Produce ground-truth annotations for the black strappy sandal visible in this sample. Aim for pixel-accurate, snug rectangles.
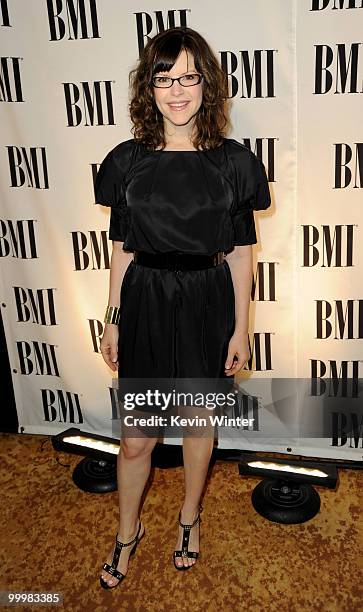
[100,519,144,589]
[173,505,203,570]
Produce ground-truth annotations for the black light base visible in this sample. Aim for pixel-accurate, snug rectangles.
[70,442,184,492]
[251,478,321,524]
[72,456,117,493]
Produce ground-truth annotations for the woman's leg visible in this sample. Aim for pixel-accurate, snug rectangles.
[174,406,215,568]
[101,434,159,586]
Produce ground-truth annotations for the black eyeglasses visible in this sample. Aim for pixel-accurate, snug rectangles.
[151,73,204,88]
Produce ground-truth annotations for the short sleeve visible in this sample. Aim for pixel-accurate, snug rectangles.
[229,143,271,246]
[94,147,128,242]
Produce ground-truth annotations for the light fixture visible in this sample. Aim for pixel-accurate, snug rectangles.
[238,455,337,524]
[51,427,184,492]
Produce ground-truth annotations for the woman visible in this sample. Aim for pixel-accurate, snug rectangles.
[96,26,271,588]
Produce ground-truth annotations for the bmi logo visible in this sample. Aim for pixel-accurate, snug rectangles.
[0,57,24,102]
[309,363,363,448]
[302,225,355,266]
[220,50,277,98]
[315,300,363,338]
[47,0,100,40]
[134,9,190,53]
[311,1,363,10]
[242,137,276,182]
[7,146,49,189]
[334,143,363,188]
[315,43,363,94]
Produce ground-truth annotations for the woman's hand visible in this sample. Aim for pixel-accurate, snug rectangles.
[100,324,119,371]
[224,331,250,376]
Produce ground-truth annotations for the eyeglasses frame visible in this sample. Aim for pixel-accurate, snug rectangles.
[150,73,204,88]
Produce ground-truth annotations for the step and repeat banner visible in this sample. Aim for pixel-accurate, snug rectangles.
[1,1,361,461]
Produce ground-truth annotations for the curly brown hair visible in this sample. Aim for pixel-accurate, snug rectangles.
[128,27,231,151]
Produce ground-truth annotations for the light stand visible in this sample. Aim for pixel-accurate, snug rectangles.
[238,455,337,524]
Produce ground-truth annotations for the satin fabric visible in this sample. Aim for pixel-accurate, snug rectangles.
[94,138,271,387]
[118,259,234,379]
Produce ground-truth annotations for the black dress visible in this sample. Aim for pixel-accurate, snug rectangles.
[95,137,271,387]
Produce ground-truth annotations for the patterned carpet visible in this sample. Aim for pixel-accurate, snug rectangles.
[0,432,361,612]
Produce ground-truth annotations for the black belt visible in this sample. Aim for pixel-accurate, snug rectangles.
[133,250,225,270]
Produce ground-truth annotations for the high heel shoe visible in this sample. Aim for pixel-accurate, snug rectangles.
[99,519,144,589]
[173,505,203,570]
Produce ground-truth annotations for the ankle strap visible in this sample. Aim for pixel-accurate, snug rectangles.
[116,519,141,548]
[178,505,203,529]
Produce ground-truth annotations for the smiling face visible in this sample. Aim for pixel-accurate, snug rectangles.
[152,48,203,136]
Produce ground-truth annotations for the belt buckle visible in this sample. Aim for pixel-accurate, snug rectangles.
[216,252,224,266]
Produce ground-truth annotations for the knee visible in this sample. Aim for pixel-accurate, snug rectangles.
[120,437,156,459]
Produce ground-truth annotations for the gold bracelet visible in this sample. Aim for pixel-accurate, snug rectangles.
[104,305,120,325]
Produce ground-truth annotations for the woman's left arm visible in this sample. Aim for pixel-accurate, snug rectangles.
[224,245,252,375]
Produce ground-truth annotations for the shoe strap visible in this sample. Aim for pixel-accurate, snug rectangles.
[102,562,124,582]
[178,505,203,529]
[115,519,142,549]
[101,519,142,582]
[107,519,142,574]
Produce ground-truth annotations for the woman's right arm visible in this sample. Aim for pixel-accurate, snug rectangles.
[100,241,134,371]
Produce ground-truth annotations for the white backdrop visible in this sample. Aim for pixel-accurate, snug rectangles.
[1,1,362,461]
